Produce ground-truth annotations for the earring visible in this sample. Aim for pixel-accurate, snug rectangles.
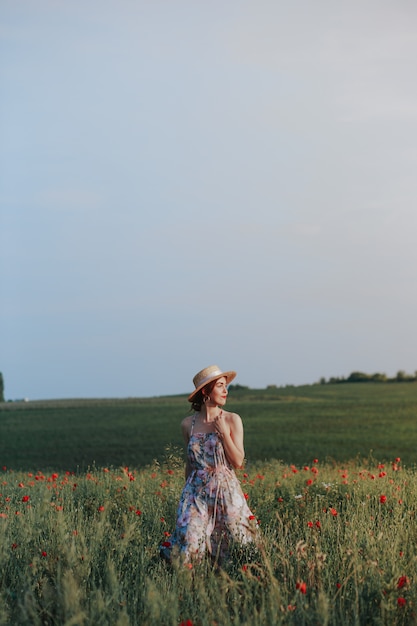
[204,395,210,403]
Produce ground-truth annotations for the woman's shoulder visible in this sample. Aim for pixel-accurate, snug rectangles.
[181,413,194,435]
[224,410,242,424]
[181,413,194,427]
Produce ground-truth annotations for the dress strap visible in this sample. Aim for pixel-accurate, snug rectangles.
[190,413,197,436]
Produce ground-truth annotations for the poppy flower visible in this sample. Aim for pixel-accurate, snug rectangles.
[397,576,409,589]
[22,495,30,502]
[397,597,406,607]
[380,495,387,504]
[296,581,307,594]
[330,508,338,516]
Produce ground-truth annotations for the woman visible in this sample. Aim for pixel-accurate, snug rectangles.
[162,365,258,564]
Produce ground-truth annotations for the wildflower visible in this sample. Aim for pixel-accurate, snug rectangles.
[179,620,193,626]
[135,510,142,516]
[98,506,105,512]
[41,551,47,558]
[22,495,30,502]
[379,472,387,478]
[397,576,410,589]
[277,497,284,503]
[306,479,313,486]
[307,521,314,528]
[296,581,307,594]
[287,604,297,611]
[330,508,338,516]
[244,493,249,500]
[315,520,321,529]
[380,495,387,504]
[397,597,406,607]
[313,458,319,464]
[162,541,171,548]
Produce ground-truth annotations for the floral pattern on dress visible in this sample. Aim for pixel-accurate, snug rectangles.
[164,428,257,563]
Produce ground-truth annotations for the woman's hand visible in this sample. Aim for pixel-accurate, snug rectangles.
[214,411,228,439]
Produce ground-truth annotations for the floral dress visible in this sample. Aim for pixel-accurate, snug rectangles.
[163,414,257,563]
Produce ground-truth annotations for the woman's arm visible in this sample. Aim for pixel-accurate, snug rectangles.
[215,412,245,468]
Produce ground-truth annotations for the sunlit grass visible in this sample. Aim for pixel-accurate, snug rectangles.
[1,453,416,625]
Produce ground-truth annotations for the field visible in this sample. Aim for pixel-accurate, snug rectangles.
[1,383,417,471]
[1,383,417,625]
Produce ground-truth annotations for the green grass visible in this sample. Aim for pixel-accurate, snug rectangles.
[2,384,417,624]
[1,383,417,472]
[0,458,416,625]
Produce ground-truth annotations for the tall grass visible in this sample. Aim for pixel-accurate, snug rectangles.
[1,452,416,625]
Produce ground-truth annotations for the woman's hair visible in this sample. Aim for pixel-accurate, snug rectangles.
[190,380,216,412]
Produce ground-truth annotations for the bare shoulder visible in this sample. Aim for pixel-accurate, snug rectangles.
[223,410,243,428]
[181,414,194,438]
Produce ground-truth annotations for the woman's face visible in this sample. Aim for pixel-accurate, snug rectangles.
[208,376,228,407]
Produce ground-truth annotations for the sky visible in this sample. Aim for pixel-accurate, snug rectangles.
[1,0,417,400]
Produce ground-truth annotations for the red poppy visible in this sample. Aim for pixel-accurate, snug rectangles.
[41,551,47,557]
[179,620,193,626]
[22,495,30,502]
[380,495,387,504]
[98,506,105,512]
[397,576,409,589]
[397,597,406,607]
[296,581,307,594]
[330,508,337,516]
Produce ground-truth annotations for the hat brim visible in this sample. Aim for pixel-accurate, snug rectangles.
[188,370,236,403]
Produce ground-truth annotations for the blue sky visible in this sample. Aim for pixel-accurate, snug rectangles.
[2,1,417,400]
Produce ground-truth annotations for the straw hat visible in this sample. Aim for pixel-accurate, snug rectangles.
[188,365,237,402]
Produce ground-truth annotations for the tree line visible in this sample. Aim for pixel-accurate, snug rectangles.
[320,370,417,385]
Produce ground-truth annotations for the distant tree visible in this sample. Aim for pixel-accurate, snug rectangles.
[0,372,4,402]
[347,372,371,383]
[371,373,387,382]
[228,384,250,391]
